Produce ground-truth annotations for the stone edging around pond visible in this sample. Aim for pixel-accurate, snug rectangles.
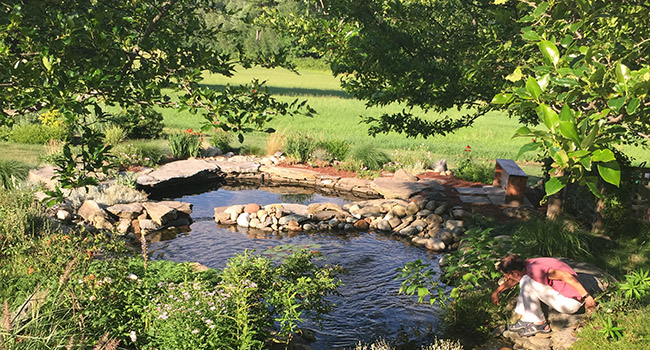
[135,157,446,200]
[214,198,466,252]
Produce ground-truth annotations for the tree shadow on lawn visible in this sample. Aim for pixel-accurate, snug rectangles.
[200,83,354,99]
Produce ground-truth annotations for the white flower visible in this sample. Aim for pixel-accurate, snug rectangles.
[129,331,137,342]
[128,273,138,280]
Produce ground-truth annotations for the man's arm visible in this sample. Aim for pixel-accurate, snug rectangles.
[491,277,518,305]
[547,269,596,314]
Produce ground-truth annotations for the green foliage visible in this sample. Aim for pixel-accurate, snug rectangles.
[9,123,67,144]
[496,0,650,198]
[352,144,391,171]
[115,171,138,189]
[209,130,233,152]
[316,139,350,161]
[382,144,435,174]
[453,147,494,184]
[442,289,505,347]
[573,305,650,350]
[0,159,29,190]
[110,143,162,170]
[510,217,593,260]
[103,125,127,147]
[284,134,316,163]
[597,316,625,341]
[0,125,11,141]
[111,106,164,140]
[618,269,650,303]
[168,131,202,160]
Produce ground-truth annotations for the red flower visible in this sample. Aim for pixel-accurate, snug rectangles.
[465,145,471,152]
[185,128,193,134]
[531,138,536,143]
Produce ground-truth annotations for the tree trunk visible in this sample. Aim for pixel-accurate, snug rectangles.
[546,192,563,220]
[592,183,606,232]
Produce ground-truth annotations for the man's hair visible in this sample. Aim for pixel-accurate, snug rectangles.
[497,254,526,274]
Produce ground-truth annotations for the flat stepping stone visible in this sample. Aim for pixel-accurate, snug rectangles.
[207,160,260,174]
[137,159,222,189]
[459,195,491,204]
[482,186,506,195]
[371,177,441,199]
[455,187,487,195]
[260,166,320,181]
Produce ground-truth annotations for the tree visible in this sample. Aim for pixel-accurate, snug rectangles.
[492,0,649,218]
[0,0,313,201]
[265,0,523,137]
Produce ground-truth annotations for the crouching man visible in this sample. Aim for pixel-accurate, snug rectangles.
[491,254,596,337]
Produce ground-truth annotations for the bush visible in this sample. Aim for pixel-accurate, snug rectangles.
[9,123,68,144]
[0,159,30,189]
[111,105,164,139]
[352,145,391,170]
[453,146,493,184]
[316,139,350,161]
[266,131,285,156]
[111,143,162,169]
[209,130,233,152]
[0,125,11,141]
[510,217,593,260]
[383,145,435,174]
[103,125,127,147]
[284,134,316,163]
[169,131,202,159]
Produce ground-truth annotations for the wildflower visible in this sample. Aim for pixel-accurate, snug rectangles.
[158,312,169,320]
[191,329,199,334]
[128,273,138,280]
[130,331,137,342]
[465,145,471,152]
[185,128,193,134]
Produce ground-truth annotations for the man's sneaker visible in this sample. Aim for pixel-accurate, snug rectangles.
[519,322,551,337]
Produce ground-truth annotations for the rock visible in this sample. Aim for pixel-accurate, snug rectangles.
[425,238,446,251]
[371,177,436,199]
[438,229,454,245]
[425,200,437,211]
[136,158,222,189]
[249,218,261,228]
[398,226,419,237]
[328,219,340,228]
[355,206,383,217]
[313,210,338,221]
[406,202,420,216]
[117,219,132,234]
[445,220,464,231]
[261,166,320,181]
[56,209,72,222]
[433,158,447,173]
[286,220,302,231]
[450,207,465,219]
[236,213,250,227]
[376,220,392,232]
[394,169,419,182]
[392,205,407,218]
[308,202,346,215]
[344,223,354,231]
[434,203,448,215]
[424,213,444,225]
[215,211,233,225]
[27,166,58,190]
[143,202,178,226]
[354,220,370,230]
[279,214,309,226]
[225,205,245,221]
[167,217,191,227]
[244,203,261,214]
[138,219,160,232]
[303,223,315,231]
[202,146,222,157]
[412,236,429,245]
[416,209,432,218]
[388,217,402,229]
[159,201,193,216]
[411,219,427,231]
[78,200,113,230]
[106,203,144,219]
[393,216,414,232]
[257,209,268,222]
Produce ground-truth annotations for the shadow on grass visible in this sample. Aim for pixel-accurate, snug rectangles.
[200,83,354,99]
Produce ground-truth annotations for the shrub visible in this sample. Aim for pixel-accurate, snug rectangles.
[169,130,202,159]
[0,125,11,141]
[115,171,138,188]
[510,217,593,260]
[384,145,435,174]
[0,159,30,190]
[352,145,391,170]
[284,134,316,163]
[9,123,68,144]
[311,147,332,162]
[453,147,493,184]
[111,105,164,139]
[209,130,233,152]
[111,143,162,169]
[317,139,350,161]
[67,183,147,208]
[103,125,127,147]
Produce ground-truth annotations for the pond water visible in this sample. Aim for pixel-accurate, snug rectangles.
[148,186,445,349]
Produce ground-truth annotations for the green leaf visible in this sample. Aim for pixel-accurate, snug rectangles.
[559,121,581,144]
[607,97,626,113]
[514,126,533,136]
[516,142,541,159]
[545,177,567,196]
[522,29,541,41]
[491,92,513,105]
[581,124,599,149]
[505,67,524,82]
[616,63,630,84]
[534,2,550,17]
[585,179,602,198]
[537,104,559,131]
[598,161,621,187]
[526,77,543,100]
[592,149,616,162]
[539,40,560,67]
[626,98,641,114]
[558,104,573,122]
[493,0,508,4]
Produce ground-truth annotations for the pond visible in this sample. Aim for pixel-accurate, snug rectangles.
[148,185,445,349]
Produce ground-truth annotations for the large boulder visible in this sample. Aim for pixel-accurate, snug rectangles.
[136,159,222,189]
[78,200,113,230]
[106,202,144,220]
[371,177,444,199]
[142,202,177,226]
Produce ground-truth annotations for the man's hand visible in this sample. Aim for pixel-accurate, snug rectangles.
[491,291,500,305]
[584,295,596,315]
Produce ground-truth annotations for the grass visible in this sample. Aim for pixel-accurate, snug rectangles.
[0,142,45,168]
[572,305,650,350]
